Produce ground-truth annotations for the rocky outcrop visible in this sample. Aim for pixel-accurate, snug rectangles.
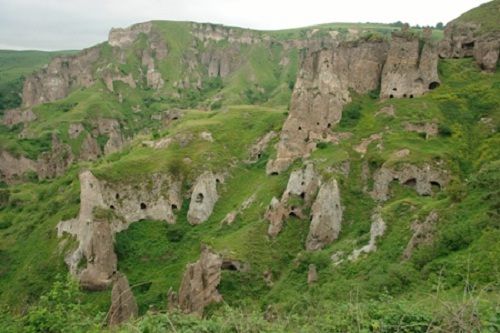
[108,22,153,48]
[22,46,100,108]
[404,121,438,139]
[307,264,318,285]
[306,178,343,251]
[187,172,219,225]
[0,150,37,184]
[354,133,383,155]
[246,131,277,163]
[108,273,138,326]
[170,245,223,316]
[68,123,85,139]
[439,22,500,72]
[266,163,320,237]
[79,219,117,291]
[267,41,389,174]
[348,208,386,261]
[57,170,182,286]
[1,109,36,127]
[402,211,438,260]
[371,163,449,202]
[95,119,124,155]
[380,31,440,99]
[79,134,101,161]
[36,134,74,179]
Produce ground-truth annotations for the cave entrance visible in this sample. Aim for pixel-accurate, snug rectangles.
[403,178,417,187]
[428,81,440,90]
[195,193,204,203]
[430,181,442,192]
[140,202,147,210]
[462,41,475,50]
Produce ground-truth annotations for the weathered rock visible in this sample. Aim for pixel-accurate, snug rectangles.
[439,20,500,72]
[2,109,36,127]
[187,171,219,225]
[404,122,438,139]
[380,31,440,99]
[306,178,343,251]
[246,131,277,163]
[108,273,138,326]
[68,123,85,139]
[108,22,153,48]
[22,46,100,108]
[402,211,438,260]
[220,194,255,225]
[79,133,101,161]
[354,133,383,155]
[0,150,37,184]
[36,134,74,179]
[57,170,182,280]
[79,219,117,291]
[267,41,389,174]
[266,163,320,237]
[371,163,449,202]
[175,245,223,316]
[95,119,124,155]
[199,131,213,142]
[348,208,386,261]
[307,264,318,285]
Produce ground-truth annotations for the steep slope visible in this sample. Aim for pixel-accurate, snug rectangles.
[0,5,499,332]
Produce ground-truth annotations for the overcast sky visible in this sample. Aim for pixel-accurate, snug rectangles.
[0,0,491,51]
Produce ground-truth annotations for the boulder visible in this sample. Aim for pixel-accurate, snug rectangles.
[79,219,117,291]
[187,172,219,225]
[1,108,36,127]
[306,178,343,251]
[175,245,223,316]
[108,273,138,326]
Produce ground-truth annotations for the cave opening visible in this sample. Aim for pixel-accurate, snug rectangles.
[404,178,417,187]
[140,202,147,210]
[428,81,440,90]
[462,41,475,50]
[389,94,394,99]
[196,193,204,203]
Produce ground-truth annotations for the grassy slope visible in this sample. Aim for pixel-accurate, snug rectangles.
[0,19,498,332]
[452,0,500,33]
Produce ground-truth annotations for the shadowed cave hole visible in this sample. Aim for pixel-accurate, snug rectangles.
[140,203,147,210]
[404,178,417,187]
[410,95,414,98]
[430,181,442,191]
[110,205,115,210]
[462,41,475,50]
[389,94,394,99]
[115,193,120,199]
[300,192,306,199]
[171,204,178,210]
[196,193,204,203]
[429,81,440,90]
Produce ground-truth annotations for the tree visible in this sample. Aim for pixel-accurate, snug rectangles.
[436,22,444,30]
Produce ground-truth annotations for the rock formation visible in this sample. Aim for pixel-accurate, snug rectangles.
[307,264,318,285]
[371,163,449,201]
[380,31,440,99]
[79,219,117,291]
[57,170,182,286]
[404,121,438,139]
[267,41,389,174]
[0,150,37,184]
[108,22,153,48]
[402,211,438,260]
[265,163,320,237]
[36,134,74,179]
[170,245,223,316]
[348,208,386,261]
[439,21,500,72]
[108,273,138,326]
[306,178,343,251]
[220,194,255,225]
[187,171,219,225]
[22,46,100,108]
[246,131,277,163]
[1,109,36,127]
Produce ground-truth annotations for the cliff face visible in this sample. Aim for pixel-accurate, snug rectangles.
[439,22,500,72]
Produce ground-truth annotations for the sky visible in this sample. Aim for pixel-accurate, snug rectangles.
[0,0,492,51]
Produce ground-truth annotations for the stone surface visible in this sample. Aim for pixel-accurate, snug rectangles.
[68,123,85,139]
[307,264,318,285]
[79,219,117,291]
[1,109,36,127]
[108,273,138,326]
[246,131,277,163]
[371,163,449,202]
[267,41,389,174]
[380,31,440,99]
[306,178,343,251]
[402,211,438,260]
[108,22,153,48]
[354,133,383,155]
[174,245,223,316]
[348,208,386,261]
[36,134,74,179]
[187,171,219,225]
[0,150,37,184]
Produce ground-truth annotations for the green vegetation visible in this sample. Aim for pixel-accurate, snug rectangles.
[0,50,77,111]
[453,0,500,33]
[0,13,499,332]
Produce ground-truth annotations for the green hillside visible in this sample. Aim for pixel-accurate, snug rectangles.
[0,50,77,111]
[0,9,499,333]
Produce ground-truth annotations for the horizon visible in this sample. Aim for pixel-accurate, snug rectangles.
[0,0,492,51]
